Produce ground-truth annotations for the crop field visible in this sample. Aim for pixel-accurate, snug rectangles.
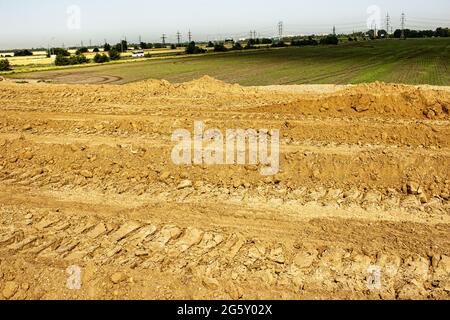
[0,48,186,67]
[1,51,54,66]
[6,38,450,85]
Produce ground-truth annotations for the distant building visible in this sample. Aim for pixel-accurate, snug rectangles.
[132,50,145,58]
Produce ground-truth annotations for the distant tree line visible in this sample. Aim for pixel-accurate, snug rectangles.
[393,27,450,38]
[14,49,33,56]
[291,37,318,46]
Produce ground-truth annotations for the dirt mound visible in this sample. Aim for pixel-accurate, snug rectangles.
[0,79,449,300]
[130,76,256,98]
[252,81,450,120]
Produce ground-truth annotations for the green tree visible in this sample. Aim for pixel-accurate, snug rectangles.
[75,47,89,55]
[55,54,89,66]
[14,49,33,57]
[213,43,227,52]
[0,59,11,71]
[121,40,128,51]
[320,35,339,45]
[71,54,88,64]
[104,43,111,51]
[185,42,206,54]
[55,55,71,66]
[93,47,100,53]
[108,49,121,60]
[271,41,287,47]
[436,27,450,37]
[93,53,110,63]
[113,40,128,52]
[48,48,70,57]
[232,42,243,50]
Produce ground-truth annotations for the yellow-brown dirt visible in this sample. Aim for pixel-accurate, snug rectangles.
[0,76,449,300]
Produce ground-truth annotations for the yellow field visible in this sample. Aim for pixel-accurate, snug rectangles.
[1,47,187,67]
[0,51,54,66]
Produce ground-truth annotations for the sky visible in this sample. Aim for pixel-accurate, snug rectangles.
[0,0,449,49]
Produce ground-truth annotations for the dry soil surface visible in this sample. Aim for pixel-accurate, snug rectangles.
[0,76,449,300]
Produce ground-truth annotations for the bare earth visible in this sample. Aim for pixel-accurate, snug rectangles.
[0,76,449,300]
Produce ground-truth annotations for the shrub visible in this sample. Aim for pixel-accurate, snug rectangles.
[0,59,11,71]
[55,54,89,66]
[14,49,33,57]
[291,38,318,46]
[185,42,206,54]
[231,43,243,50]
[213,43,228,52]
[244,43,258,50]
[93,47,100,53]
[49,48,70,57]
[93,53,110,63]
[108,49,121,60]
[55,55,70,66]
[271,41,287,48]
[207,41,215,48]
[140,42,153,49]
[75,47,89,55]
[320,35,339,45]
[71,54,88,64]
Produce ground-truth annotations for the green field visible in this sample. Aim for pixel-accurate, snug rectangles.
[8,38,450,86]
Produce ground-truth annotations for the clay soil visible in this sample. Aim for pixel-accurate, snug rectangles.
[0,76,449,300]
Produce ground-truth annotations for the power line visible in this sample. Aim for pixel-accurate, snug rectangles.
[188,30,192,42]
[386,13,391,35]
[278,21,283,40]
[401,12,406,39]
[176,31,181,45]
[161,33,166,45]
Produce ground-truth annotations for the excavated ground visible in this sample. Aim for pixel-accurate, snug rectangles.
[0,76,449,300]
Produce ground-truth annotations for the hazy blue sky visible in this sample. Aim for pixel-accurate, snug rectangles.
[1,0,449,49]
